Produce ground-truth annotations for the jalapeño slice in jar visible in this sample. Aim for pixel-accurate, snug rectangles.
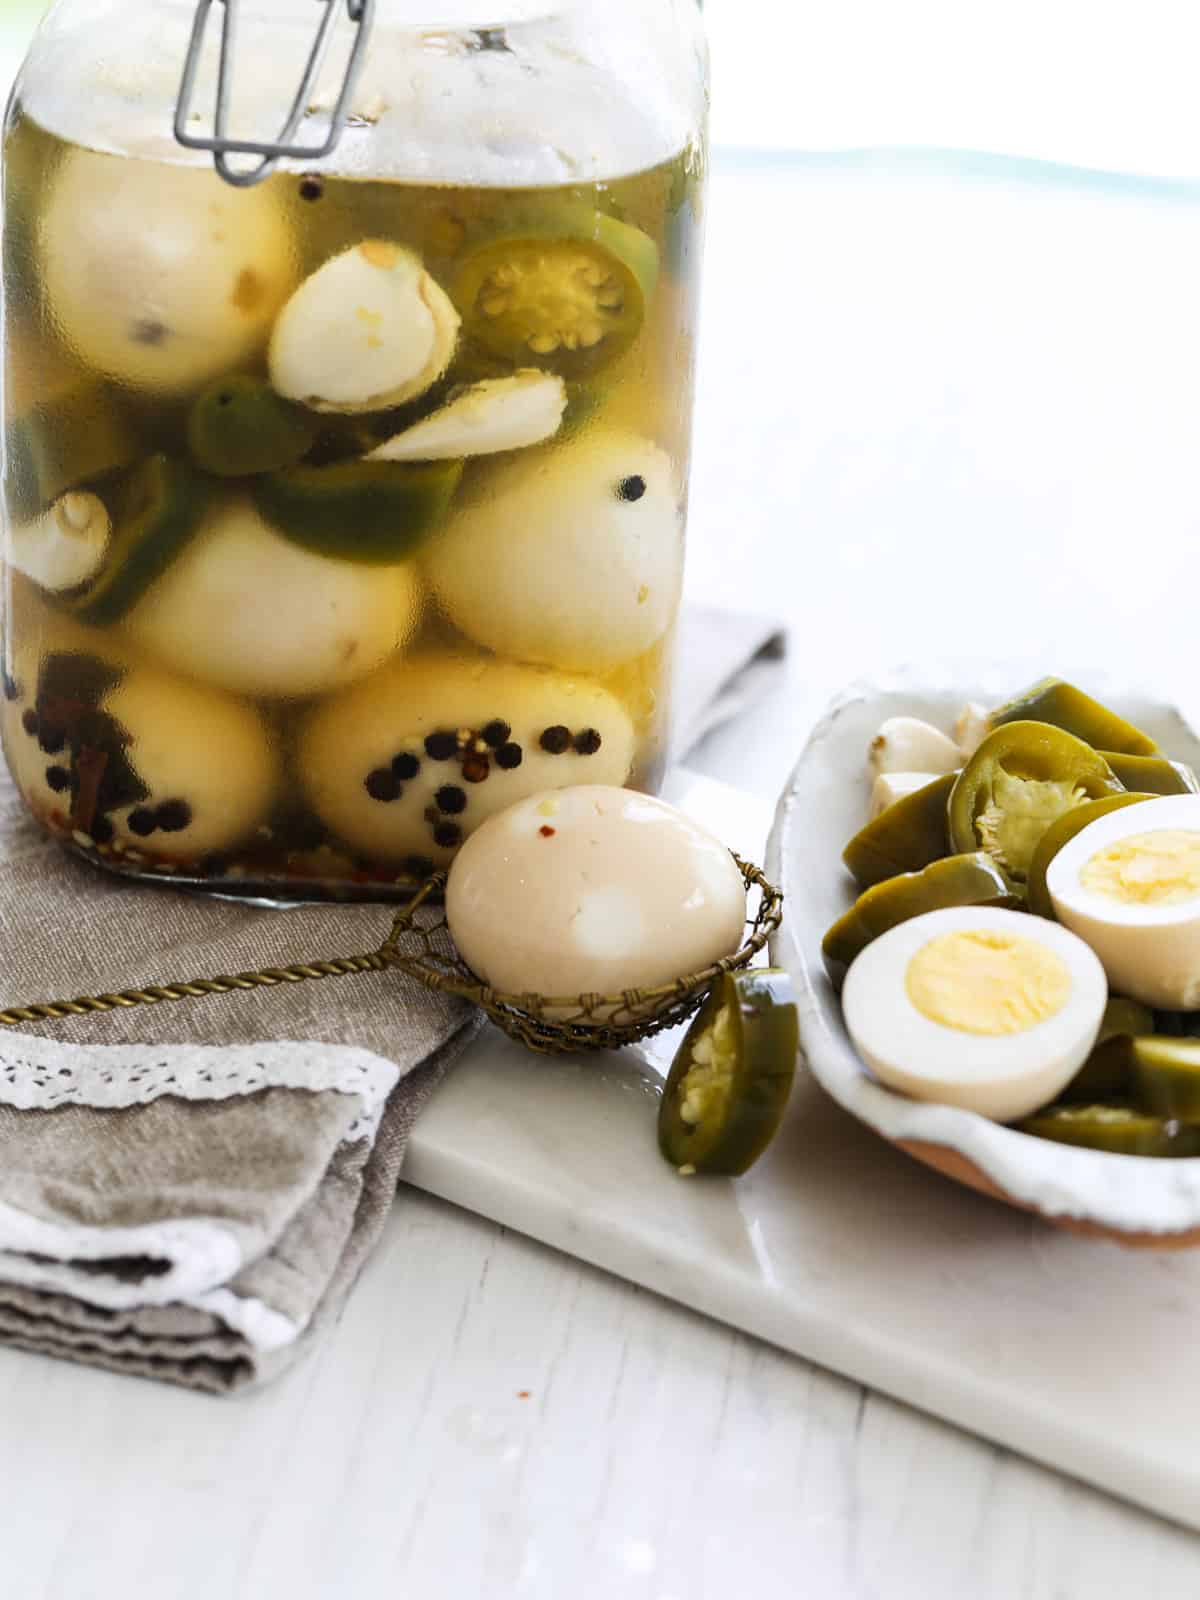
[6,380,137,521]
[948,722,1124,883]
[822,851,1016,989]
[68,454,209,627]
[990,677,1158,757]
[254,457,463,563]
[1025,792,1154,918]
[1018,1102,1200,1157]
[842,772,955,890]
[187,375,317,478]
[658,969,798,1177]
[453,209,659,378]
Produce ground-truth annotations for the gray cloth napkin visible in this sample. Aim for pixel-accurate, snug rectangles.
[0,607,785,1393]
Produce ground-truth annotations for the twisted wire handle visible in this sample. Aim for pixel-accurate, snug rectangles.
[0,883,433,1030]
[0,951,389,1028]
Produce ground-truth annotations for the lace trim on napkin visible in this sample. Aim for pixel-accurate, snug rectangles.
[0,1036,404,1315]
[0,1035,400,1118]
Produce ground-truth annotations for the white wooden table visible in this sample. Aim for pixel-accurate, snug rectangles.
[5,90,1200,1600]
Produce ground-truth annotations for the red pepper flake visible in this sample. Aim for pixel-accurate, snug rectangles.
[539,825,556,838]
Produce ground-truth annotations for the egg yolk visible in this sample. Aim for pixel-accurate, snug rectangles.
[1080,828,1200,906]
[905,929,1071,1036]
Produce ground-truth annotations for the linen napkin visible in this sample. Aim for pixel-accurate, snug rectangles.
[0,607,785,1393]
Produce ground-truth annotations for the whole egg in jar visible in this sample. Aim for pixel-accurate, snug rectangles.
[39,147,298,394]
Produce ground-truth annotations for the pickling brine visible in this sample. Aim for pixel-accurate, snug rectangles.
[0,0,706,900]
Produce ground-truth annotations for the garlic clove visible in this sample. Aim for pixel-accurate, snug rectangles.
[954,702,992,760]
[868,716,960,779]
[7,491,111,593]
[269,241,461,414]
[870,771,941,820]
[367,371,566,462]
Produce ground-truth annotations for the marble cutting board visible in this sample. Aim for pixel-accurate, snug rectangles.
[403,769,1200,1532]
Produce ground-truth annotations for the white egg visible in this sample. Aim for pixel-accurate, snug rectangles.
[0,601,130,826]
[40,148,296,394]
[3,650,277,860]
[425,427,683,673]
[1047,794,1200,1009]
[125,496,423,699]
[269,241,460,414]
[101,669,278,857]
[298,653,637,866]
[446,786,746,1002]
[841,905,1107,1122]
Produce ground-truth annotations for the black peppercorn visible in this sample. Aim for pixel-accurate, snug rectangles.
[365,768,401,803]
[156,800,193,834]
[425,730,459,761]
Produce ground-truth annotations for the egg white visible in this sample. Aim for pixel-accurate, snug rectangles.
[841,905,1107,1122]
[1047,794,1200,1009]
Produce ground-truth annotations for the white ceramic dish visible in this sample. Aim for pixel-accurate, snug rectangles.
[767,664,1200,1246]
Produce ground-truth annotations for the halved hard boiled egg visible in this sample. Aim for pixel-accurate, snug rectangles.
[1047,794,1200,1009]
[841,905,1107,1121]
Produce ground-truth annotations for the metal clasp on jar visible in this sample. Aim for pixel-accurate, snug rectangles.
[174,0,375,188]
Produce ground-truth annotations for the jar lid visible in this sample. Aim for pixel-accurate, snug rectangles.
[18,0,702,186]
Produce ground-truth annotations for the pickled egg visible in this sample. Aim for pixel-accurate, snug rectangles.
[40,149,296,394]
[445,786,746,1002]
[426,427,683,673]
[841,906,1107,1121]
[299,655,637,866]
[1047,794,1200,1008]
[126,496,423,699]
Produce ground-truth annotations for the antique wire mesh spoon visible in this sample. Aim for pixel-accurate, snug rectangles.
[0,858,784,1056]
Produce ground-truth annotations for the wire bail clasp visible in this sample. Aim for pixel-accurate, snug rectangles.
[174,0,375,188]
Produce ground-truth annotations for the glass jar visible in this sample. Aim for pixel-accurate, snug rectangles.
[1,0,708,900]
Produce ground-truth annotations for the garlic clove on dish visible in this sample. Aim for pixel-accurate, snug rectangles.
[367,371,566,461]
[7,491,111,593]
[868,716,960,779]
[870,771,941,819]
[954,701,992,759]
